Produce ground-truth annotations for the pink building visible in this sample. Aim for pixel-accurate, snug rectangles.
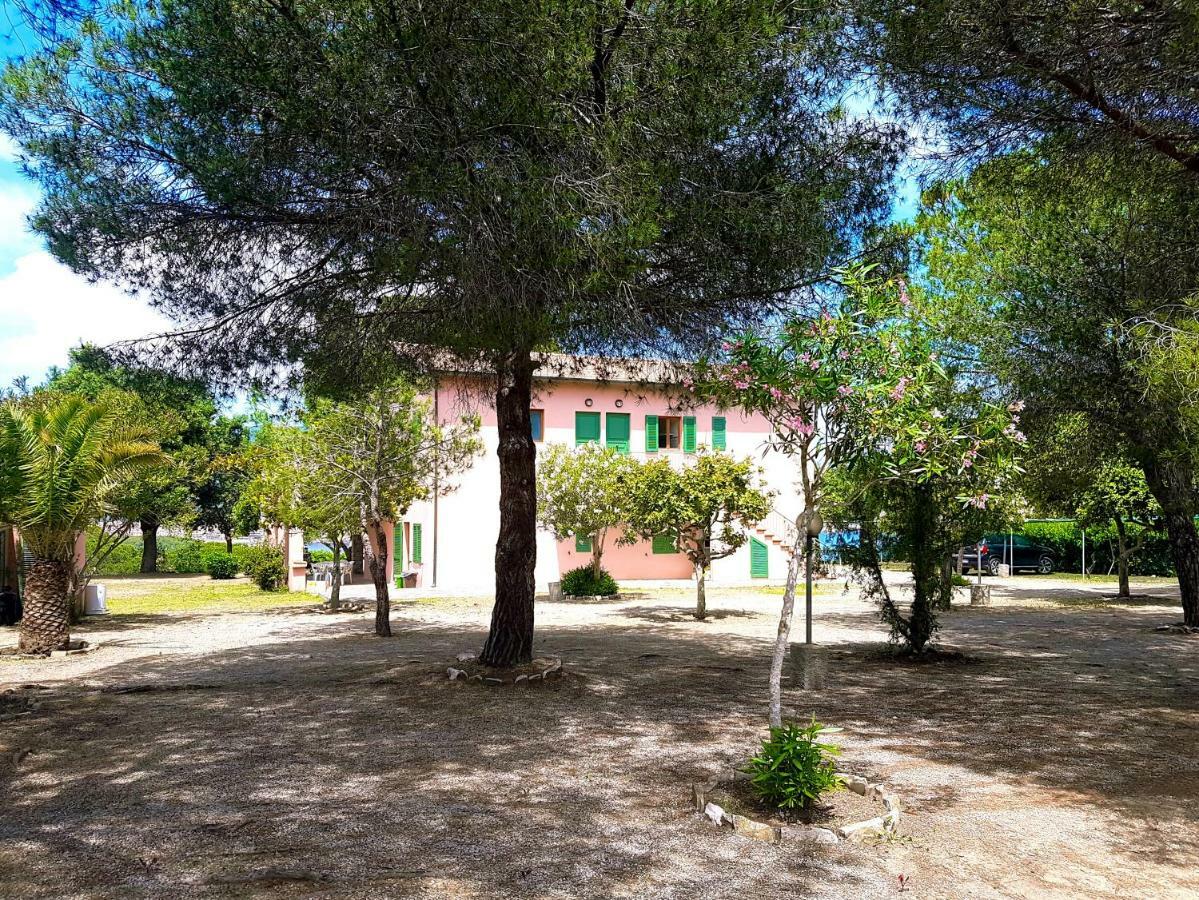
[388,355,803,594]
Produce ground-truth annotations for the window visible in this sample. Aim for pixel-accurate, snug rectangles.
[750,537,769,578]
[412,524,423,563]
[606,412,630,454]
[683,415,697,453]
[530,409,544,442]
[712,416,726,450]
[652,533,676,554]
[575,411,601,445]
[658,416,682,449]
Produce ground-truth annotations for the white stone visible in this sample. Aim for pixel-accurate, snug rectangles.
[837,816,889,841]
[447,668,464,681]
[455,652,476,662]
[704,802,729,827]
[845,776,869,796]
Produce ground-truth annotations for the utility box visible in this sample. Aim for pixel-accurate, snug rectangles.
[84,583,109,615]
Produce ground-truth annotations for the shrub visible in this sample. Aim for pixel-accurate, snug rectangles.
[745,717,844,811]
[164,539,207,573]
[205,553,239,579]
[309,548,334,563]
[242,544,287,592]
[560,565,618,597]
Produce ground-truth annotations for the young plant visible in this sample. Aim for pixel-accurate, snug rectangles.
[745,717,844,811]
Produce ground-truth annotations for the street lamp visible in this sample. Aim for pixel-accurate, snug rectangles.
[803,510,823,645]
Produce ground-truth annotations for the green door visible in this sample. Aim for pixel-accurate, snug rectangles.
[606,412,630,454]
[575,411,601,445]
[750,537,768,579]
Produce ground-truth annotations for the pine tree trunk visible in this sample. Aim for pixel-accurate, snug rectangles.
[768,529,806,728]
[140,519,159,574]
[1114,514,1131,599]
[18,557,72,654]
[480,351,537,667]
[365,520,391,636]
[329,538,342,611]
[694,560,707,620]
[906,485,940,653]
[351,534,364,577]
[224,533,234,555]
[1141,454,1199,626]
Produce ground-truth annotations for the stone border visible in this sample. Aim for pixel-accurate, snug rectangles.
[447,654,564,685]
[691,769,901,845]
[562,594,618,601]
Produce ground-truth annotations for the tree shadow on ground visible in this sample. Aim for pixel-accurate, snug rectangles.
[1,594,1197,898]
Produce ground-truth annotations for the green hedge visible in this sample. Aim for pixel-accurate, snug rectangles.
[1023,521,1174,577]
[86,532,256,576]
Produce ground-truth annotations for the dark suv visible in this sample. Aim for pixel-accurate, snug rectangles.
[954,534,1056,576]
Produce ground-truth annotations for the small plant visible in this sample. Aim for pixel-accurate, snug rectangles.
[745,717,844,810]
[950,572,970,587]
[560,565,618,597]
[205,553,238,580]
[242,544,288,592]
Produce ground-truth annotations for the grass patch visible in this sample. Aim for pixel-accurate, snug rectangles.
[1041,572,1178,584]
[97,574,312,616]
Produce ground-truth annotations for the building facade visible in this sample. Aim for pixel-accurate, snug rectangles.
[386,358,804,594]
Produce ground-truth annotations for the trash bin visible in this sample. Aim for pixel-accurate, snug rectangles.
[399,571,418,589]
[85,583,109,615]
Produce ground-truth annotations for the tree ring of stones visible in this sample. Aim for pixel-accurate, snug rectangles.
[563,594,619,601]
[690,769,901,845]
[446,655,564,685]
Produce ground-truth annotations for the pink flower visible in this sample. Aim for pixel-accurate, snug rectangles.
[721,341,733,351]
[889,377,911,401]
[734,380,750,390]
[1008,400,1026,413]
[837,385,853,397]
[969,493,989,509]
[768,386,783,400]
[914,440,927,454]
[898,279,911,307]
[798,351,811,363]
[838,349,850,360]
[789,417,814,438]
[809,359,820,371]
[962,456,974,469]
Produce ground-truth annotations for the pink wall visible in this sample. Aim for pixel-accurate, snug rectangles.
[557,530,694,580]
[435,376,774,439]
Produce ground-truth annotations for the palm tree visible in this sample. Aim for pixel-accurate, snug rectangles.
[0,396,164,654]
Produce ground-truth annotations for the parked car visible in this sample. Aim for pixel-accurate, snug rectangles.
[954,534,1056,576]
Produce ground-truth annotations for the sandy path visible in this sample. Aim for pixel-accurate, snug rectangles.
[1,576,1196,899]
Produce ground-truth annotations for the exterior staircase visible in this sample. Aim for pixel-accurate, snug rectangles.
[754,507,800,555]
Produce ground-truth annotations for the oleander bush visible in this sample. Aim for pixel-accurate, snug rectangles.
[745,717,844,811]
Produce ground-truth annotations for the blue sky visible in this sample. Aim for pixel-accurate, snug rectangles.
[0,20,922,390]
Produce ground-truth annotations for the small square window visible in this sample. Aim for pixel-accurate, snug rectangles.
[658,416,681,450]
[530,409,544,442]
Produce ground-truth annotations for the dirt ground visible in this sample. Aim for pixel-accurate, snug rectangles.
[1,574,1197,899]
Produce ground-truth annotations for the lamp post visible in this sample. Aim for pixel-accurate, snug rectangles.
[804,510,824,645]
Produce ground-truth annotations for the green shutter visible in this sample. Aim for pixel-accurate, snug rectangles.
[396,526,403,568]
[645,414,658,453]
[576,535,593,552]
[712,416,726,450]
[606,412,630,454]
[652,533,675,554]
[683,415,697,453]
[412,524,422,563]
[750,537,769,578]
[575,411,601,445]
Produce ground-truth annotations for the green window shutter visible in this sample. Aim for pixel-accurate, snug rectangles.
[606,412,630,454]
[396,526,403,568]
[683,415,697,453]
[575,411,601,445]
[652,533,675,554]
[750,537,769,579]
[576,535,593,553]
[712,416,726,450]
[644,414,658,453]
[412,524,422,564]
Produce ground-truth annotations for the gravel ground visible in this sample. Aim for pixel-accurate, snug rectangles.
[1,575,1197,899]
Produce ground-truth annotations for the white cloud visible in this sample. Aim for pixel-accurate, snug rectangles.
[0,250,169,387]
[0,177,40,263]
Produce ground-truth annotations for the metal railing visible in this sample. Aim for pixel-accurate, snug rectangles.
[758,507,800,549]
